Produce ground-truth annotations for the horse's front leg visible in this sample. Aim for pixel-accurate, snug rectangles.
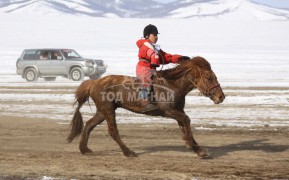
[165,110,208,157]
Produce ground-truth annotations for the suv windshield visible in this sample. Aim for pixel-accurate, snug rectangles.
[61,49,81,58]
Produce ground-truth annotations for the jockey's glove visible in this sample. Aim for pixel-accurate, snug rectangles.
[178,56,191,62]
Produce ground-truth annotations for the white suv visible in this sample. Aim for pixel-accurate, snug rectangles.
[16,49,106,82]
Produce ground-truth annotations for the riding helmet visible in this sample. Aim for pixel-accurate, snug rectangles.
[143,24,159,38]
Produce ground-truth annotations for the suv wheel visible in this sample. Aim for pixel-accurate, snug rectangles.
[44,77,56,81]
[24,68,38,82]
[70,67,84,81]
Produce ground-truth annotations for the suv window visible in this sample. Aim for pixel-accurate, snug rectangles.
[61,49,81,58]
[23,50,37,60]
[36,50,49,60]
[34,50,63,60]
[50,50,63,60]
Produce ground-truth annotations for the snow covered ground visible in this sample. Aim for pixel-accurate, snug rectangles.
[0,14,289,128]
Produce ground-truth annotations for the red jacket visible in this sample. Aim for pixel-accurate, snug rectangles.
[136,39,181,68]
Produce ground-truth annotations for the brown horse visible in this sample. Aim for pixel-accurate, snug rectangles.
[67,56,225,157]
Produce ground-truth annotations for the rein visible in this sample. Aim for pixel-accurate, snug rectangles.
[189,67,220,97]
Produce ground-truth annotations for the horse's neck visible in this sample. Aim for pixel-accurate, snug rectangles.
[174,76,195,95]
[154,75,195,96]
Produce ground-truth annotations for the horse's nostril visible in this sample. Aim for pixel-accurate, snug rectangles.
[219,94,225,101]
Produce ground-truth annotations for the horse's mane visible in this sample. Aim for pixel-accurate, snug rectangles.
[157,56,211,80]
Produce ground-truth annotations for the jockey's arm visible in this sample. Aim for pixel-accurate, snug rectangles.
[146,48,160,67]
[159,50,182,64]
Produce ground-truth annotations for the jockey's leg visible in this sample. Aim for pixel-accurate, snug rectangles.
[139,85,158,112]
[136,66,158,112]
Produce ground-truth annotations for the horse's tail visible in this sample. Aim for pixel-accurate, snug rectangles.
[67,80,93,143]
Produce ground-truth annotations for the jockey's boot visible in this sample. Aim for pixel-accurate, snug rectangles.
[139,87,158,113]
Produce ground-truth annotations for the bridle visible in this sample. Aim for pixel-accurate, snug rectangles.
[189,68,220,98]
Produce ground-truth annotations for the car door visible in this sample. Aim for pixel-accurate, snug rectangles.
[47,50,66,75]
[35,50,51,75]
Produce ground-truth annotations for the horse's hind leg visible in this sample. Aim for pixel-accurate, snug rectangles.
[103,111,137,157]
[79,111,105,154]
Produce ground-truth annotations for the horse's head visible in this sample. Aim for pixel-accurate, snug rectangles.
[186,57,225,104]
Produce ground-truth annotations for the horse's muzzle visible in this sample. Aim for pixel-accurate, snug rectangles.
[211,90,225,104]
[213,93,225,104]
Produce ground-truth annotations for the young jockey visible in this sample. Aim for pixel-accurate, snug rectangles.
[136,24,190,112]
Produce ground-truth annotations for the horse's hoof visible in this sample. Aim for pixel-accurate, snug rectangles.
[80,147,93,154]
[197,147,209,158]
[124,151,138,157]
[185,143,192,149]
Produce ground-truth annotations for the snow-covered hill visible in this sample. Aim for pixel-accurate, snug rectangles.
[0,0,289,20]
[168,0,289,20]
[0,0,164,17]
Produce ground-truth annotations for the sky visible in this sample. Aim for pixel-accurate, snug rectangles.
[155,0,289,9]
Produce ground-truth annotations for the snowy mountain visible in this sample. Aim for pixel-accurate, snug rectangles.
[167,0,289,20]
[0,0,289,20]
